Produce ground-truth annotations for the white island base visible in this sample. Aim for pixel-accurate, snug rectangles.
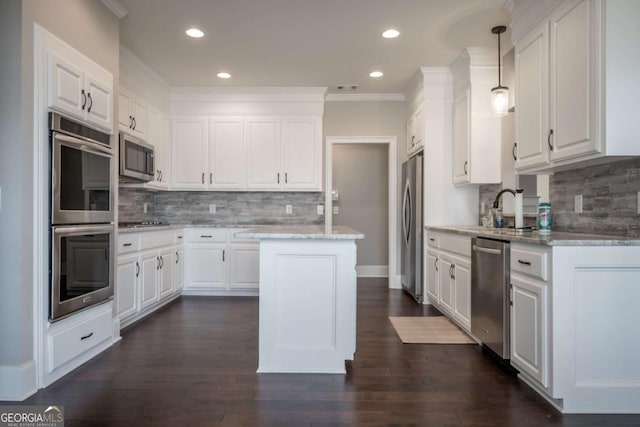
[237,226,364,374]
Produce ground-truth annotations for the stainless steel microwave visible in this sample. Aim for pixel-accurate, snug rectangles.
[119,132,154,182]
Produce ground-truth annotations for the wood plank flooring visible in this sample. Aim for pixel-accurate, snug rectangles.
[16,279,640,426]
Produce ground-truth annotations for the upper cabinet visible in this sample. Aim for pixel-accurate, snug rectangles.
[513,0,640,173]
[172,115,322,192]
[118,86,147,140]
[47,51,113,132]
[450,48,502,185]
[146,106,170,189]
[406,102,425,157]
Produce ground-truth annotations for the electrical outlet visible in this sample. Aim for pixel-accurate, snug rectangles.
[480,202,486,215]
[209,204,216,214]
[317,205,324,215]
[637,191,640,214]
[143,202,148,213]
[574,195,583,214]
[333,206,339,215]
[285,205,293,214]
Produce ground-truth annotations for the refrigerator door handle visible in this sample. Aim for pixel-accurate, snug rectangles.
[403,181,412,246]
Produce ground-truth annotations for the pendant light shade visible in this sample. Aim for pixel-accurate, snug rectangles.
[491,25,509,117]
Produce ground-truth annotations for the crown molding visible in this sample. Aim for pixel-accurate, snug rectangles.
[101,0,128,19]
[325,93,405,102]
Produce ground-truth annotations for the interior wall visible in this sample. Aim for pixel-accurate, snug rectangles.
[0,0,119,395]
[332,144,389,266]
[323,100,406,272]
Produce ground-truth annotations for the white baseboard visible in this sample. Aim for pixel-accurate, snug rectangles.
[0,361,38,401]
[356,265,388,278]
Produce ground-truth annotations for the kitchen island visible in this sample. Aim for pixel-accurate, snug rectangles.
[236,225,364,374]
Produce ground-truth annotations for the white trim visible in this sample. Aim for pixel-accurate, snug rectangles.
[101,0,128,18]
[0,361,38,401]
[325,93,405,102]
[325,136,399,290]
[356,265,389,278]
[181,289,259,297]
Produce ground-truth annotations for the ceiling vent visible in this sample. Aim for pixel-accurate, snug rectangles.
[336,84,359,91]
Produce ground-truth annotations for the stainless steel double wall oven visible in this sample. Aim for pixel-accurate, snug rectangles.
[49,112,114,321]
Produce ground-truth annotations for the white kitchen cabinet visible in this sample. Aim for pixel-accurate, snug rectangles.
[159,247,175,299]
[208,117,245,189]
[140,252,160,310]
[118,86,147,140]
[245,117,281,190]
[426,248,439,303]
[174,247,184,291]
[450,48,501,185]
[513,0,640,173]
[438,256,454,315]
[186,245,227,289]
[116,253,139,320]
[229,244,260,290]
[171,117,208,189]
[146,107,170,189]
[451,256,471,331]
[406,103,424,156]
[47,51,113,132]
[281,117,322,190]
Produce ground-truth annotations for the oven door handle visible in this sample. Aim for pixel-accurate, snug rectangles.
[52,224,115,235]
[54,133,113,156]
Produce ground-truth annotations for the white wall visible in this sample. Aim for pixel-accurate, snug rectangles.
[323,100,406,275]
[332,144,389,267]
[0,0,119,400]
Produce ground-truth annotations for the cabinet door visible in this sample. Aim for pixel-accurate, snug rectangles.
[229,243,259,289]
[426,249,439,303]
[116,254,139,320]
[84,72,112,131]
[245,118,281,190]
[159,249,174,298]
[452,257,471,331]
[147,108,170,188]
[171,118,208,189]
[130,96,147,139]
[413,105,424,151]
[174,247,184,291]
[549,0,599,161]
[47,52,85,121]
[186,244,227,289]
[511,275,548,387]
[452,90,470,184]
[208,117,245,189]
[140,252,160,309]
[118,89,133,131]
[281,117,321,190]
[438,257,454,315]
[515,20,550,170]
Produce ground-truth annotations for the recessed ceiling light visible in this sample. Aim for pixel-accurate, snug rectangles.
[369,71,384,78]
[217,72,231,79]
[185,28,204,38]
[381,28,400,39]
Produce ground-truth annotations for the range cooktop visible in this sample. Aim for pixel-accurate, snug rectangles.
[118,221,166,228]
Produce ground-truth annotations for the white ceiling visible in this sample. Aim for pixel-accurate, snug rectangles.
[117,0,511,94]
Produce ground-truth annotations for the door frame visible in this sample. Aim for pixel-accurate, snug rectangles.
[325,136,399,289]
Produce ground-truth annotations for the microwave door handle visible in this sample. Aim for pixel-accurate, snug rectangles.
[54,133,112,156]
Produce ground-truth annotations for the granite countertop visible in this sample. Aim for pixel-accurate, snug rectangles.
[426,225,640,246]
[118,223,270,234]
[235,225,365,240]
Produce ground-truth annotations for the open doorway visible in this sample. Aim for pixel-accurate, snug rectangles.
[325,136,398,289]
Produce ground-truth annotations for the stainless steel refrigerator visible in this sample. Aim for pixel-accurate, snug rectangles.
[401,153,423,303]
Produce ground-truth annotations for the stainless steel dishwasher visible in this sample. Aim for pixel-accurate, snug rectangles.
[471,237,510,360]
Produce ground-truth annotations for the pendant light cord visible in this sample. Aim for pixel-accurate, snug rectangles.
[498,31,502,86]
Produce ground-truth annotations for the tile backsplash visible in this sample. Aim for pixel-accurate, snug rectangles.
[118,187,324,225]
[550,157,640,237]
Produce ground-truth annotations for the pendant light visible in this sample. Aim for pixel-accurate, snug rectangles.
[491,25,509,116]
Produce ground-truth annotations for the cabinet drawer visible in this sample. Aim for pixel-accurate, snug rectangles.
[48,308,112,372]
[511,245,548,281]
[439,234,471,257]
[140,231,174,250]
[185,228,228,243]
[118,234,139,254]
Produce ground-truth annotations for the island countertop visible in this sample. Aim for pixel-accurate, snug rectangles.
[235,225,364,240]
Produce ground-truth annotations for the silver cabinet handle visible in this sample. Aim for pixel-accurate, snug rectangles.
[472,245,502,255]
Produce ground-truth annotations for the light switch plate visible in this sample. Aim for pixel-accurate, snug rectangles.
[209,204,216,214]
[143,202,148,213]
[317,205,324,215]
[285,205,293,214]
[333,206,339,215]
[574,195,583,214]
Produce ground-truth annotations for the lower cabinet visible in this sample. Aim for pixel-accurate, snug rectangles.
[426,231,471,332]
[116,230,184,328]
[183,228,260,293]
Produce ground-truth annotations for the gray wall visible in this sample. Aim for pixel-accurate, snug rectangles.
[119,188,324,225]
[332,144,389,266]
[324,100,406,271]
[551,157,640,236]
[0,0,118,381]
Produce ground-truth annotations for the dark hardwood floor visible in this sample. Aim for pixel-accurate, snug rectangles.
[15,279,640,426]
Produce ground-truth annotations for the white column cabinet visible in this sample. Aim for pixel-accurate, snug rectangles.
[513,0,640,173]
[47,51,113,132]
[171,117,208,189]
